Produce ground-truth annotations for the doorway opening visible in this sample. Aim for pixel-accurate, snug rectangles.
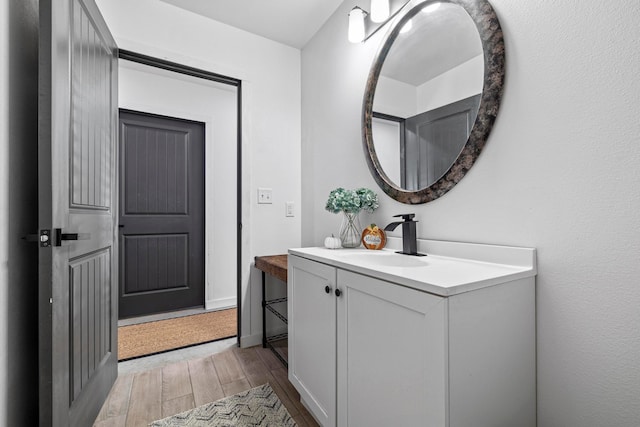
[116,50,242,355]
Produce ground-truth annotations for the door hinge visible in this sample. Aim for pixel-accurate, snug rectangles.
[22,229,51,247]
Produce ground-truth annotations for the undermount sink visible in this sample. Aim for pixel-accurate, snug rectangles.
[336,250,429,268]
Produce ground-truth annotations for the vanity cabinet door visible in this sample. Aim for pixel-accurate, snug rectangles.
[336,270,448,427]
[288,255,337,427]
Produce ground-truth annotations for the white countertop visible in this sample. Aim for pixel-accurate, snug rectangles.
[288,239,536,297]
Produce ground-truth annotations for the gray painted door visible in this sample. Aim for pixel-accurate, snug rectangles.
[38,0,118,425]
[404,94,481,189]
[118,111,205,319]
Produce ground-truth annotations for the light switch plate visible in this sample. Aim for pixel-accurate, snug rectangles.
[285,201,295,217]
[258,188,273,204]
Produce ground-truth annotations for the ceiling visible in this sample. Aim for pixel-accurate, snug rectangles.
[156,1,481,84]
[158,0,345,49]
[381,3,483,86]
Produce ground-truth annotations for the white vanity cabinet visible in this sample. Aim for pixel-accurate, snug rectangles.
[288,244,536,427]
[288,255,447,427]
[287,256,337,427]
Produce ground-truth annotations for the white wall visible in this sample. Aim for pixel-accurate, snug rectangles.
[374,75,418,117]
[0,0,39,424]
[376,53,484,117]
[416,53,483,112]
[96,0,302,346]
[372,118,401,184]
[119,60,238,311]
[302,0,640,426]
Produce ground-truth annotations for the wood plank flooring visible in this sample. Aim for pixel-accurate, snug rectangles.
[93,346,320,427]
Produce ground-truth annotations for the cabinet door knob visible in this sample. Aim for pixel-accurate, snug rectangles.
[325,285,332,294]
[335,288,342,297]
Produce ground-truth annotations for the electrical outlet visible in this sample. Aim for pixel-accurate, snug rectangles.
[258,188,273,204]
[285,201,295,217]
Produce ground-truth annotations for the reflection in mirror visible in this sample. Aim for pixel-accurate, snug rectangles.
[372,2,484,191]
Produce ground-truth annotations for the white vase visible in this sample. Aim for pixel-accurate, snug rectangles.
[339,212,361,248]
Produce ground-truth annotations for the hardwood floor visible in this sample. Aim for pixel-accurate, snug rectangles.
[93,346,320,427]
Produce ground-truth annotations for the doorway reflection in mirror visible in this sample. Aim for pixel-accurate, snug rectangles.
[372,2,484,190]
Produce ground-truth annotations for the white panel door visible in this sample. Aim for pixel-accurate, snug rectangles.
[336,269,448,427]
[288,256,337,427]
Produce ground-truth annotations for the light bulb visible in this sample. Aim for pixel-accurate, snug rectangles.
[348,7,366,43]
[371,0,390,23]
[400,19,412,33]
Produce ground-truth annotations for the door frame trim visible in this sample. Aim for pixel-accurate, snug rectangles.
[117,49,243,346]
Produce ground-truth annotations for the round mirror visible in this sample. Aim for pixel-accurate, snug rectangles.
[363,0,505,204]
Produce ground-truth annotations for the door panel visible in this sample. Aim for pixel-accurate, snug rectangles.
[404,94,481,189]
[39,0,118,425]
[118,111,205,318]
[123,123,188,215]
[123,234,188,292]
[69,248,112,402]
[71,0,112,211]
[337,270,447,427]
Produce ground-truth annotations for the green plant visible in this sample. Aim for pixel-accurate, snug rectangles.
[325,187,379,214]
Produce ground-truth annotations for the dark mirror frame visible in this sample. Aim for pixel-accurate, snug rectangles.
[363,0,505,204]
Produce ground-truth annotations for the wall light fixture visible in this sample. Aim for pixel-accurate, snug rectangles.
[348,6,367,43]
[348,0,411,43]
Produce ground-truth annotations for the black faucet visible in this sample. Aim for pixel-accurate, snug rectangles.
[384,214,426,256]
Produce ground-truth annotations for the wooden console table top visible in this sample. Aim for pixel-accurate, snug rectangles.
[254,254,288,283]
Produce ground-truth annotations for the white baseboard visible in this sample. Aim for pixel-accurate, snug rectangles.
[205,297,237,311]
[240,333,263,348]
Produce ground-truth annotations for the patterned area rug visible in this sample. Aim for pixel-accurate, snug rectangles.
[149,384,297,426]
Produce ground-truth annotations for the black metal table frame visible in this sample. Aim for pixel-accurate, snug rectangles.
[262,271,288,367]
